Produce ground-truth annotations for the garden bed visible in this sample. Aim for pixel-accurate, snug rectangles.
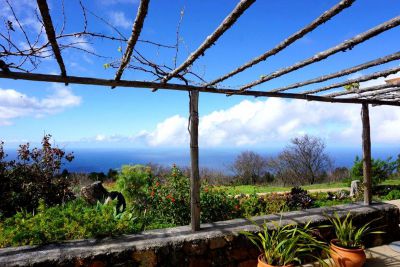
[0,202,398,267]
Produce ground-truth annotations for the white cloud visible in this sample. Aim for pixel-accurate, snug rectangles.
[109,11,132,29]
[89,97,400,148]
[0,84,81,126]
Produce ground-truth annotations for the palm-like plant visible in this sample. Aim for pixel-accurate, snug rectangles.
[327,212,383,248]
[241,219,327,266]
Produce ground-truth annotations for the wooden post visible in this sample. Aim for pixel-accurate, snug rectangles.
[189,90,200,231]
[361,103,372,205]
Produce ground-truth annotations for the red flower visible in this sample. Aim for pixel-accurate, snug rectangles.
[234,205,240,210]
[155,182,160,187]
[150,191,155,197]
[171,197,175,203]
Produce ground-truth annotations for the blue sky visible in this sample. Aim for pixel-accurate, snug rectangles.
[0,0,400,151]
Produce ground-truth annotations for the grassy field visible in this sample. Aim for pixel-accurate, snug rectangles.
[216,179,400,195]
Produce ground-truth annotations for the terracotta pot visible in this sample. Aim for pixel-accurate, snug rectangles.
[257,254,294,267]
[329,239,366,267]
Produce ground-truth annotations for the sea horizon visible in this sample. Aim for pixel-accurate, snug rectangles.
[4,146,399,173]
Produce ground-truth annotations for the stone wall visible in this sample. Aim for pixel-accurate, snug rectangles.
[0,202,398,267]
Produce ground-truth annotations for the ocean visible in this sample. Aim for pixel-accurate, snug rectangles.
[4,146,396,173]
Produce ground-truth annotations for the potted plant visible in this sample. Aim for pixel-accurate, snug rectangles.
[327,212,383,267]
[241,219,327,267]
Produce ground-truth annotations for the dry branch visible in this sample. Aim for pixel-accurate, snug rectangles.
[325,83,400,97]
[36,0,67,77]
[159,0,255,86]
[239,15,400,91]
[1,71,400,106]
[300,66,400,95]
[206,0,355,87]
[269,51,400,93]
[113,0,150,85]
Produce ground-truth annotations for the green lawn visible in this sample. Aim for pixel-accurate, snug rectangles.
[380,179,400,186]
[216,179,400,195]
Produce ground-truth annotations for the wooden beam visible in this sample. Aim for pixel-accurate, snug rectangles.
[189,90,200,231]
[113,0,150,86]
[269,51,400,93]
[1,71,400,106]
[361,103,372,205]
[356,87,400,98]
[300,66,400,95]
[206,0,355,87]
[36,0,67,78]
[324,83,400,97]
[160,0,255,85]
[239,15,400,91]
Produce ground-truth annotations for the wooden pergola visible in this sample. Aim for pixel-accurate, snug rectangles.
[1,0,400,231]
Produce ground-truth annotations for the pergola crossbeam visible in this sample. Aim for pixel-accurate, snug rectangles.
[269,51,400,93]
[159,0,255,85]
[1,71,400,106]
[325,83,400,97]
[300,66,400,95]
[239,16,400,92]
[206,0,355,87]
[36,0,67,78]
[113,0,150,85]
[354,87,400,98]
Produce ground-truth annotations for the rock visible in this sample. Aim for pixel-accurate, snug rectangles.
[132,250,157,267]
[80,181,109,204]
[337,190,349,200]
[183,241,208,256]
[209,237,227,250]
[350,180,361,197]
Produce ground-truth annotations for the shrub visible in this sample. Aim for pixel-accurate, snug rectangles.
[200,187,242,222]
[0,199,140,247]
[239,193,288,217]
[0,135,75,217]
[286,187,314,210]
[117,164,242,227]
[384,189,400,200]
[116,164,152,207]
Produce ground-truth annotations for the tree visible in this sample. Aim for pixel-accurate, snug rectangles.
[350,156,397,186]
[329,167,350,182]
[269,135,332,186]
[231,151,269,184]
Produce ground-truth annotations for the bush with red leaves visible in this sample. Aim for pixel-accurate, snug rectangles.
[0,135,75,217]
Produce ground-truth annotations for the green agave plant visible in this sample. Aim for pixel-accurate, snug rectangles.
[241,219,328,266]
[327,212,384,249]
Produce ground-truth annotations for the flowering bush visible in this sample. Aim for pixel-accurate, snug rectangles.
[115,164,242,227]
[201,186,242,222]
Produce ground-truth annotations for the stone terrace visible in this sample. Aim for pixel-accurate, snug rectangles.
[0,202,398,267]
